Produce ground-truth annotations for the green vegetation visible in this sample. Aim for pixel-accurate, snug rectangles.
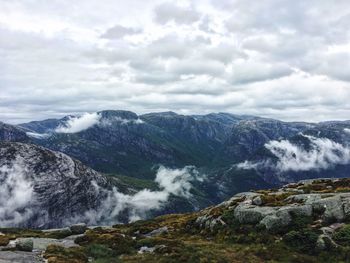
[283,229,319,254]
[7,178,350,262]
[109,174,159,191]
[44,244,87,263]
[334,225,350,245]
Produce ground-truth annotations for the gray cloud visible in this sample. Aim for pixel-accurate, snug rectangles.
[228,61,293,84]
[1,0,350,123]
[154,2,200,25]
[101,25,142,39]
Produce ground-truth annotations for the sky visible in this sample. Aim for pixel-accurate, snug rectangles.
[1,0,350,123]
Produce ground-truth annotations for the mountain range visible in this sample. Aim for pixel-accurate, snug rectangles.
[1,110,350,227]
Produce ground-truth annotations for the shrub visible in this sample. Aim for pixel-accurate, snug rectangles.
[334,225,350,245]
[85,244,119,263]
[283,229,319,254]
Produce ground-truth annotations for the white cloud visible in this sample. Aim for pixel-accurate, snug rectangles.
[238,134,350,172]
[0,157,36,227]
[1,1,350,123]
[81,166,201,224]
[55,112,101,133]
[26,132,51,139]
[345,128,350,134]
[265,135,350,172]
[99,116,144,126]
[236,160,261,170]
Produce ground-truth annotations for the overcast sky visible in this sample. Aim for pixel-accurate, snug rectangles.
[1,0,350,123]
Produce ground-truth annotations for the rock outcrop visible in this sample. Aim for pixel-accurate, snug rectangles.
[194,178,350,253]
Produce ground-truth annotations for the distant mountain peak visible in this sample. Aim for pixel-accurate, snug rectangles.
[98,110,139,120]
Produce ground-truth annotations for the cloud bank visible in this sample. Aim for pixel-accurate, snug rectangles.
[0,159,201,227]
[0,158,36,227]
[55,112,101,133]
[82,166,201,224]
[2,1,350,123]
[238,135,350,172]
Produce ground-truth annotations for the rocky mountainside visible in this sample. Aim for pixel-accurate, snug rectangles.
[0,122,29,142]
[10,110,350,206]
[3,178,350,262]
[0,141,210,229]
[0,142,137,228]
[17,110,314,178]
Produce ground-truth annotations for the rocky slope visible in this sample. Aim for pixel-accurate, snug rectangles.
[0,141,138,228]
[3,178,350,262]
[0,141,210,229]
[0,122,29,142]
[18,111,313,177]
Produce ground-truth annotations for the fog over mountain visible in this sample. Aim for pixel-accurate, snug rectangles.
[0,141,204,228]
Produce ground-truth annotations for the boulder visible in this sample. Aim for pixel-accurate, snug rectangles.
[70,223,87,235]
[43,227,72,238]
[312,196,345,223]
[145,227,168,237]
[15,238,33,252]
[260,215,289,231]
[341,195,350,219]
[252,196,263,206]
[234,205,276,224]
[277,204,313,218]
[285,194,322,205]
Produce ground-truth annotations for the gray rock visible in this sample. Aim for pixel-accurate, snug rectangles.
[0,251,44,263]
[145,227,168,237]
[15,238,33,252]
[285,194,322,205]
[277,204,313,218]
[252,196,263,206]
[43,227,72,237]
[234,192,260,199]
[70,223,87,235]
[312,196,345,222]
[30,237,79,251]
[260,215,289,231]
[342,196,350,219]
[234,205,276,224]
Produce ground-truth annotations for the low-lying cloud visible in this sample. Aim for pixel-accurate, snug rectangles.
[55,112,101,133]
[26,132,50,139]
[0,158,36,227]
[81,166,201,224]
[100,116,144,126]
[237,135,350,172]
[0,159,202,227]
